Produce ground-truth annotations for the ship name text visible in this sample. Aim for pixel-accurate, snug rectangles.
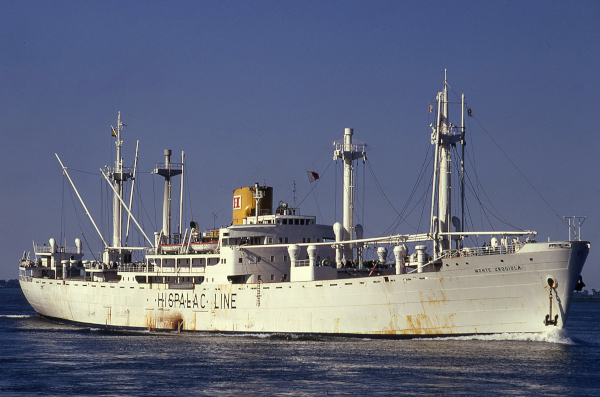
[474,265,522,274]
[157,292,237,310]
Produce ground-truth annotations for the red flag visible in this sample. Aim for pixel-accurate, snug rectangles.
[307,171,319,182]
[428,104,433,113]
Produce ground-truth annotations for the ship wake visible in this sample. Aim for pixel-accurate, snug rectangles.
[0,314,37,319]
[422,329,574,344]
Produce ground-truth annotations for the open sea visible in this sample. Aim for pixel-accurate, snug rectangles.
[1,288,599,396]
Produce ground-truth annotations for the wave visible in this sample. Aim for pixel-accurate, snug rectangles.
[421,328,574,344]
[215,332,340,342]
[0,314,37,318]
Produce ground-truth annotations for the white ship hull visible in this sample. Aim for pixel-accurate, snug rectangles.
[20,241,588,336]
[19,78,590,337]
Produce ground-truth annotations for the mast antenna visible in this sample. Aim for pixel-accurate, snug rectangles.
[563,216,586,241]
[293,180,297,208]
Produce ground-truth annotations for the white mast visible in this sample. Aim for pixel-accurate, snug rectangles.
[178,151,185,238]
[438,70,451,252]
[125,140,139,246]
[460,92,466,242]
[100,169,154,248]
[333,128,366,264]
[112,112,124,248]
[253,182,264,224]
[106,112,135,250]
[103,112,136,263]
[154,150,183,245]
[430,71,465,256]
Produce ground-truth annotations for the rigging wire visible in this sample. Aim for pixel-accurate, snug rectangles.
[466,116,484,232]
[417,169,435,234]
[185,165,195,223]
[61,175,65,247]
[67,167,98,176]
[461,147,522,230]
[100,173,104,246]
[352,162,378,236]
[134,174,157,235]
[296,158,334,208]
[334,161,338,221]
[365,159,398,216]
[66,179,100,260]
[311,187,323,222]
[275,142,335,208]
[362,158,366,226]
[471,116,568,228]
[152,174,157,231]
[462,114,492,232]
[104,176,111,245]
[461,150,495,230]
[462,184,482,247]
[397,144,434,233]
[353,160,372,231]
[464,172,519,229]
[66,181,94,243]
[466,116,486,232]
[56,157,167,255]
[374,142,433,236]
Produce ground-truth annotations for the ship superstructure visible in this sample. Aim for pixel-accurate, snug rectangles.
[19,76,589,335]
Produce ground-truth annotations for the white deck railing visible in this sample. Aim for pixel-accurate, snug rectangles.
[438,242,525,260]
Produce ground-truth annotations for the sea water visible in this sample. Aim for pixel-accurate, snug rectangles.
[1,288,599,396]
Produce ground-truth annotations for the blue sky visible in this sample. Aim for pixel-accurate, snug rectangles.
[1,0,599,289]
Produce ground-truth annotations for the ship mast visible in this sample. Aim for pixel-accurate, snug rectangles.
[109,112,133,248]
[430,71,466,257]
[113,112,123,248]
[154,150,183,245]
[438,71,451,252]
[333,128,367,264]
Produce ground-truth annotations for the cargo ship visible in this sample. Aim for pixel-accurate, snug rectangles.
[19,75,589,336]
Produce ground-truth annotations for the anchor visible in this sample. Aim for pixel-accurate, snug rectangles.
[544,278,559,326]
